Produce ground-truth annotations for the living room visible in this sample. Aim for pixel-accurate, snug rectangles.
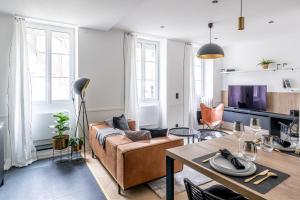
[0,0,300,200]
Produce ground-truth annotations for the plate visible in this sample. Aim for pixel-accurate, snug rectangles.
[210,153,252,173]
[209,154,257,177]
[273,142,297,152]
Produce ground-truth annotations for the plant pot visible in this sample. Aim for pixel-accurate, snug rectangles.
[261,64,269,69]
[52,135,69,150]
[71,144,83,152]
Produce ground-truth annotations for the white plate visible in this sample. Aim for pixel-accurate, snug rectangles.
[273,142,297,152]
[210,153,252,173]
[209,154,257,177]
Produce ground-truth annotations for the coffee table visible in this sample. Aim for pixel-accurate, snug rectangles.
[168,127,199,144]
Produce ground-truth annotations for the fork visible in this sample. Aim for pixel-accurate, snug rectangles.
[254,172,278,185]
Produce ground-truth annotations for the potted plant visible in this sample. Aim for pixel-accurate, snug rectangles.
[257,59,274,69]
[50,112,70,150]
[69,137,83,152]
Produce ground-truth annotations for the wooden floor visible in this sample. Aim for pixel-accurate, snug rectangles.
[84,150,217,200]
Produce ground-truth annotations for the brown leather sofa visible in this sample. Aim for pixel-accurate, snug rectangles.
[89,120,183,191]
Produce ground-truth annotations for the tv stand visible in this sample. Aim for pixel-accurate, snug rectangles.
[223,107,298,136]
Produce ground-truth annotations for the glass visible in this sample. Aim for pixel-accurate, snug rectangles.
[52,54,70,77]
[52,32,70,54]
[261,135,274,152]
[145,62,156,80]
[145,44,156,62]
[31,77,46,101]
[250,118,262,148]
[233,121,245,157]
[144,80,156,99]
[51,77,70,100]
[26,28,46,53]
[243,141,257,161]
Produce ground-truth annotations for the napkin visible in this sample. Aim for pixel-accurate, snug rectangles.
[219,149,245,170]
[274,136,291,148]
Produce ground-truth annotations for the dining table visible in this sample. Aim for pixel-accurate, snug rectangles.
[166,133,300,200]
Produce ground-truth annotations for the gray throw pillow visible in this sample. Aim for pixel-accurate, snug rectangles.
[104,118,114,128]
[125,130,152,142]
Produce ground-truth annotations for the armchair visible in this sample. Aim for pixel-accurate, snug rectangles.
[200,103,224,129]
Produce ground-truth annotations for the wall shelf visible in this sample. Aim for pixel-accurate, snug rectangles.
[220,67,300,74]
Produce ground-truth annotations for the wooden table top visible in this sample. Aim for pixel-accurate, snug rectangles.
[166,134,300,200]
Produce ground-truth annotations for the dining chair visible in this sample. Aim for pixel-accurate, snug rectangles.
[184,178,247,200]
[200,103,224,129]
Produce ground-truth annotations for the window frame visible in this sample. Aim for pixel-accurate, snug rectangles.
[26,22,75,105]
[136,39,160,103]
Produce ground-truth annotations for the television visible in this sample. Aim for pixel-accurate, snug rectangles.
[228,85,267,111]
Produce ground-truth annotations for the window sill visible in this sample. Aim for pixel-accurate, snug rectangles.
[139,101,159,107]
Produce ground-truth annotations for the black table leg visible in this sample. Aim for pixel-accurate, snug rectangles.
[166,156,174,200]
[187,136,190,144]
[193,135,195,143]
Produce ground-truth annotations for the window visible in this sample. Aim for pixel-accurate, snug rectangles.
[136,40,159,102]
[193,48,214,100]
[26,23,75,103]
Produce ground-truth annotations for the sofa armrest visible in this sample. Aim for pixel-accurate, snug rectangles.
[116,136,183,189]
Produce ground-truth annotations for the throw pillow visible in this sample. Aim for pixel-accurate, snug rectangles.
[113,114,129,130]
[125,130,152,142]
[104,118,114,128]
[141,128,168,138]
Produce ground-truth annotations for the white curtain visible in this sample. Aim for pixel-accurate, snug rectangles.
[6,18,37,169]
[124,33,139,129]
[183,43,199,130]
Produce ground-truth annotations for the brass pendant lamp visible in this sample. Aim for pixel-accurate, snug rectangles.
[197,22,224,59]
[238,0,245,30]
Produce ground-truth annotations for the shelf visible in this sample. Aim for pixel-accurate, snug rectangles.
[221,67,300,74]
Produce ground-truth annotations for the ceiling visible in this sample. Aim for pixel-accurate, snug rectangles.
[0,0,300,45]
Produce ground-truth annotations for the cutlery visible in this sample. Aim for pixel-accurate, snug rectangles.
[202,153,219,163]
[254,172,278,185]
[244,169,269,183]
[274,148,281,152]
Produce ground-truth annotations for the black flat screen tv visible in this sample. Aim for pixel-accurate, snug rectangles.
[228,85,267,111]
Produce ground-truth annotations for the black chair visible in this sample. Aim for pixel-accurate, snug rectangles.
[184,178,247,200]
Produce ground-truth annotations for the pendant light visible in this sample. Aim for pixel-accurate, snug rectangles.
[197,22,224,59]
[238,0,245,30]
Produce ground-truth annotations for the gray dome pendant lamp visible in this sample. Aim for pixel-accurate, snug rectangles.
[197,22,224,59]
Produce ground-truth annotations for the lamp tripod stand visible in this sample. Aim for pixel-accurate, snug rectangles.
[74,98,89,158]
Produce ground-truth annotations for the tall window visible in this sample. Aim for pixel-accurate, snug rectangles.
[136,40,159,102]
[193,48,214,101]
[26,23,75,103]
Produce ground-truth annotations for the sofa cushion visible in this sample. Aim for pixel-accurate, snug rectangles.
[113,114,129,130]
[141,128,168,138]
[125,130,152,142]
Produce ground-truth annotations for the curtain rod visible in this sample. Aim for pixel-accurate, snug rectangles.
[14,15,78,28]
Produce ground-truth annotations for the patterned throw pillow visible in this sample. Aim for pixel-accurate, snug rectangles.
[124,130,152,142]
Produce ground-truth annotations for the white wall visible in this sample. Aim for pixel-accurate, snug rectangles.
[222,34,300,92]
[78,28,125,123]
[166,40,185,128]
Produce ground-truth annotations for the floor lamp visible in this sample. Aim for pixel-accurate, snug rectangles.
[73,77,90,158]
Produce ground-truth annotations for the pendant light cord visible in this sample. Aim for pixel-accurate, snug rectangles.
[240,0,243,16]
[210,27,212,43]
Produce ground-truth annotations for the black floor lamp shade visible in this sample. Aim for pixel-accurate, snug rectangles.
[73,78,90,99]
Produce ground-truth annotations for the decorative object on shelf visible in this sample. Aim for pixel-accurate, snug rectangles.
[50,112,70,150]
[282,79,292,88]
[73,77,90,158]
[282,63,288,68]
[197,22,224,59]
[238,0,245,30]
[69,137,83,152]
[257,59,274,69]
